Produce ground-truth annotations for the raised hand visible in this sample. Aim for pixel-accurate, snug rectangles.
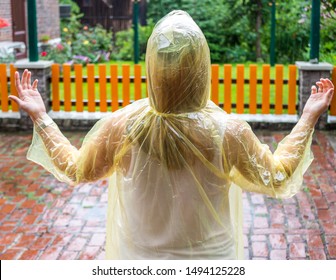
[303,78,334,122]
[9,69,46,121]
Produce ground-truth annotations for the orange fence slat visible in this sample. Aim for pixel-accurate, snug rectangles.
[87,64,95,112]
[288,65,297,115]
[122,65,130,106]
[74,64,83,112]
[51,64,60,111]
[262,64,270,114]
[211,64,219,105]
[99,64,107,112]
[249,64,257,114]
[110,65,119,111]
[224,64,232,113]
[0,64,8,112]
[10,64,19,112]
[275,65,283,115]
[63,64,72,112]
[236,64,244,114]
[330,66,336,116]
[134,64,142,100]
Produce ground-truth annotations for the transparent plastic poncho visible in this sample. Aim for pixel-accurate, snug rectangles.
[27,10,314,259]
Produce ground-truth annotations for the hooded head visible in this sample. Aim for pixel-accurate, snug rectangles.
[146,10,211,114]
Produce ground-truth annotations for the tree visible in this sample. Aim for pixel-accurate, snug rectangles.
[147,0,254,62]
[241,0,270,61]
[320,0,336,63]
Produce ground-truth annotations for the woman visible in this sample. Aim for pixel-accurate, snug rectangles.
[9,11,334,259]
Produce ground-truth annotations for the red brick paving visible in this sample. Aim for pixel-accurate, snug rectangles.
[0,130,335,260]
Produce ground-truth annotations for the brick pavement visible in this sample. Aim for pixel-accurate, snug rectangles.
[0,130,335,260]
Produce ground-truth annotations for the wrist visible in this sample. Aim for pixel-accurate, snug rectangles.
[30,111,48,122]
[300,111,318,127]
[33,113,55,133]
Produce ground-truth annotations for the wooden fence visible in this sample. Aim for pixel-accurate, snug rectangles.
[1,63,336,116]
[0,64,19,113]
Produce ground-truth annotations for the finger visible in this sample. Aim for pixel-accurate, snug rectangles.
[32,79,38,90]
[14,71,23,97]
[316,82,323,93]
[325,88,334,105]
[311,85,317,94]
[321,78,333,91]
[324,78,334,90]
[8,95,23,107]
[27,71,32,89]
[21,69,28,89]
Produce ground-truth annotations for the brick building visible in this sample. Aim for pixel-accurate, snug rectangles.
[0,0,60,59]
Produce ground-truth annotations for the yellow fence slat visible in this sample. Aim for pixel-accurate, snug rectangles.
[288,65,297,115]
[74,64,83,112]
[122,65,130,106]
[236,64,244,114]
[0,64,8,112]
[10,64,19,112]
[134,64,142,100]
[110,64,119,111]
[87,64,95,112]
[275,65,283,115]
[211,64,219,105]
[51,64,60,111]
[99,64,107,112]
[262,64,270,114]
[249,64,257,114]
[63,64,71,112]
[330,66,336,116]
[224,64,232,113]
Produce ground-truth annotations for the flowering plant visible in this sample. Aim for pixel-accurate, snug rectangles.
[40,42,71,64]
[44,5,113,65]
[70,24,113,63]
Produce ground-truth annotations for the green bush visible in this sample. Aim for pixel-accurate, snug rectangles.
[39,0,112,64]
[71,25,113,62]
[320,12,336,64]
[44,1,113,64]
[112,20,155,61]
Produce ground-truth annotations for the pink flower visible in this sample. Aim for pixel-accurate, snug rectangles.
[41,51,47,57]
[56,44,64,51]
[83,26,88,30]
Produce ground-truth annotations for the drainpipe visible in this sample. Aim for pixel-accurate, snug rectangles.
[309,0,320,63]
[133,0,139,64]
[270,1,276,66]
[27,0,39,62]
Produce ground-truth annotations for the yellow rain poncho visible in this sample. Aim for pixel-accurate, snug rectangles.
[27,10,314,259]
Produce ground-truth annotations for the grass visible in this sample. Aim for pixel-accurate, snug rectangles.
[54,61,298,114]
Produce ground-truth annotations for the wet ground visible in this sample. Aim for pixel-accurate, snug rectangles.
[0,129,335,259]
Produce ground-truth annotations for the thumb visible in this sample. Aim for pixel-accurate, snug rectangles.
[8,95,23,107]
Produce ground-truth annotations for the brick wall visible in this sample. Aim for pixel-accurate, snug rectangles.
[36,0,60,39]
[0,0,60,43]
[0,0,13,41]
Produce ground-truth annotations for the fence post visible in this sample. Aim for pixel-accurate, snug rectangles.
[295,61,333,129]
[14,60,53,129]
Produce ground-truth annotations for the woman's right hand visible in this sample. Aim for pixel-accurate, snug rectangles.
[8,69,47,121]
[302,78,334,125]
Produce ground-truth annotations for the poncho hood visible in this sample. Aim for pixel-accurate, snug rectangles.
[146,10,211,114]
